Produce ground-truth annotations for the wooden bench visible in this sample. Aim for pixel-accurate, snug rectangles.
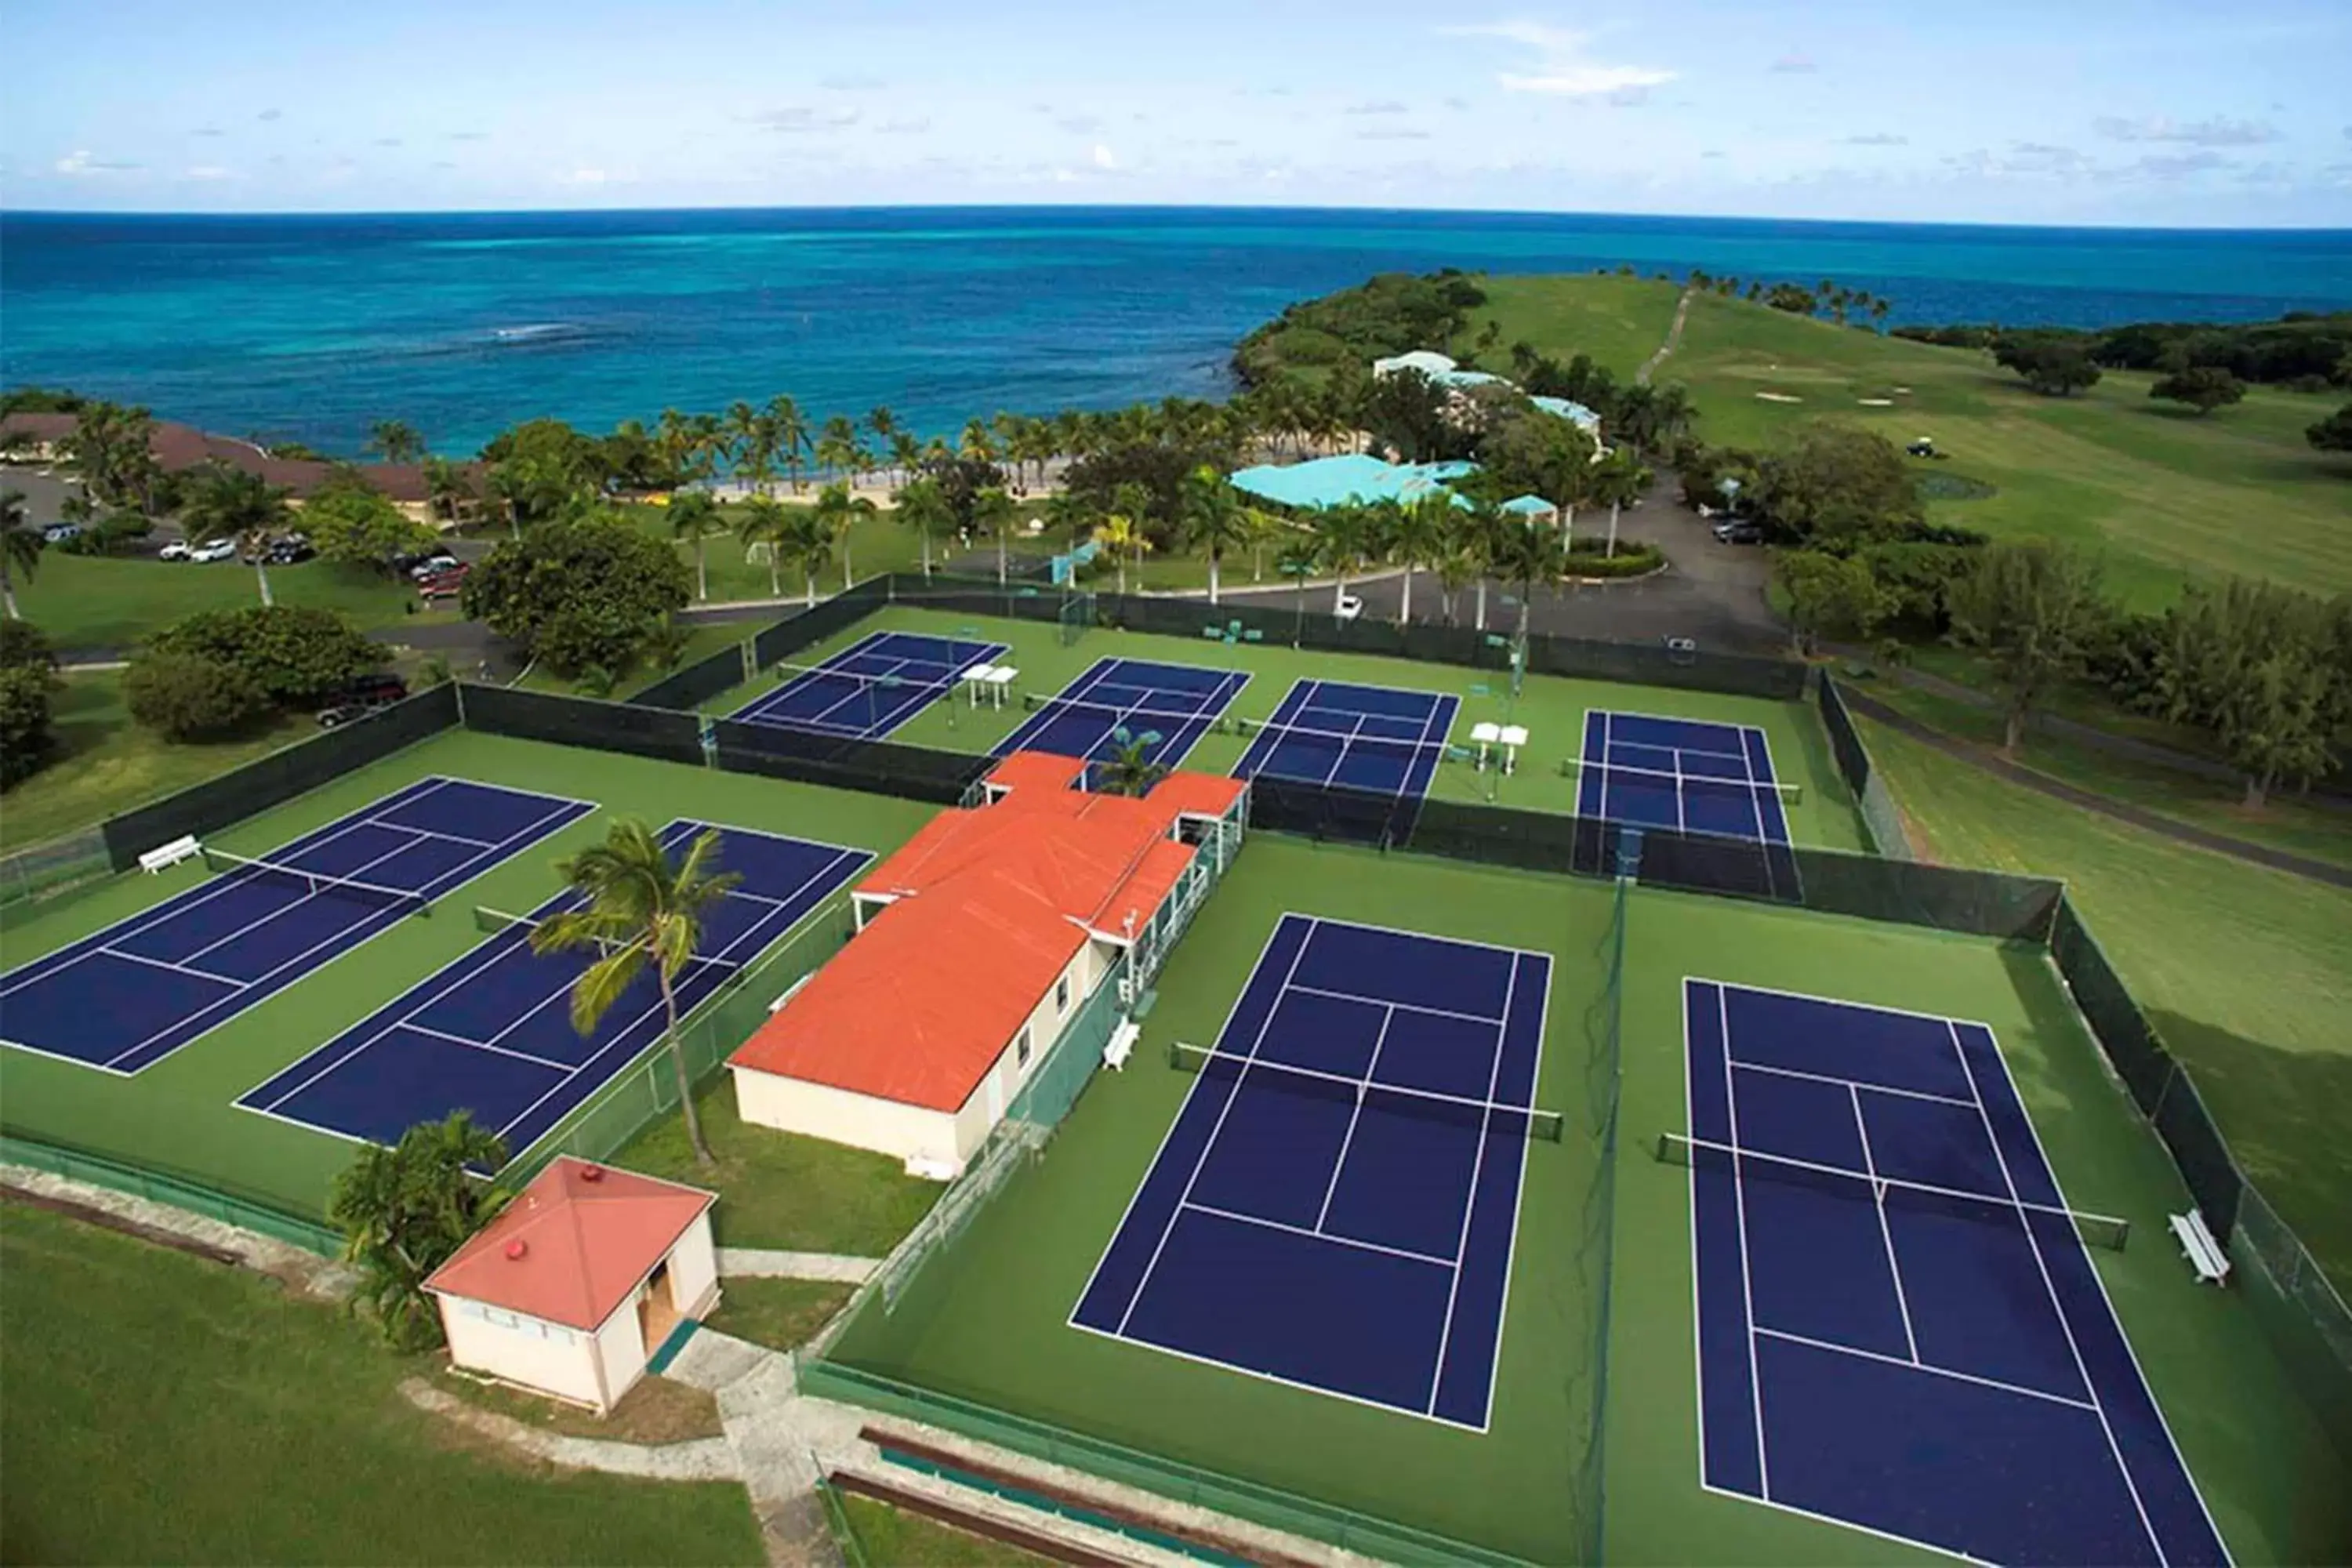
[137,835,201,875]
[2169,1210,2230,1284]
[1102,1020,1140,1071]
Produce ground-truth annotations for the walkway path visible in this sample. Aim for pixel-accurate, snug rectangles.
[1637,286,1696,386]
[717,1248,878,1283]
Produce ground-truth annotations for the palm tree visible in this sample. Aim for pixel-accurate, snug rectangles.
[892,475,953,577]
[960,419,1001,470]
[867,406,899,476]
[367,419,426,465]
[777,509,838,606]
[532,821,741,1166]
[1040,490,1092,553]
[1488,516,1561,638]
[668,490,724,600]
[972,485,1019,584]
[1178,466,1253,607]
[1432,539,1478,626]
[1241,504,1290,583]
[765,395,810,494]
[725,401,775,497]
[1313,503,1377,615]
[1,491,42,620]
[1091,512,1144,596]
[811,481,877,590]
[816,415,862,486]
[328,1111,509,1349]
[1097,731,1166,798]
[180,463,293,606]
[1457,498,1511,632]
[1388,492,1452,626]
[889,431,924,491]
[1591,448,1653,559]
[735,496,791,597]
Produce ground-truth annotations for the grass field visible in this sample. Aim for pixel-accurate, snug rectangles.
[706,1278,858,1352]
[698,600,1871,849]
[0,1202,762,1565]
[835,1494,1051,1566]
[13,549,421,649]
[1862,717,2352,1298]
[0,728,942,1214]
[1452,277,2352,609]
[815,832,2350,1564]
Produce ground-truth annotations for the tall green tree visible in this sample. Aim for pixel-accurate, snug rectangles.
[462,514,693,677]
[2303,403,2352,452]
[2154,579,2347,808]
[2149,367,2245,416]
[1177,466,1253,607]
[328,1111,509,1349]
[735,496,792,598]
[1388,492,1453,625]
[62,401,160,513]
[725,401,777,496]
[973,485,1020,585]
[533,822,741,1165]
[810,481,877,590]
[1777,550,1893,655]
[305,477,438,575]
[1749,423,1924,548]
[1096,731,1167,799]
[1091,493,1152,596]
[367,419,426,464]
[179,463,294,607]
[1486,515,1561,638]
[1312,503,1378,615]
[667,489,724,601]
[892,475,953,577]
[1945,541,2107,753]
[0,490,42,621]
[766,395,811,494]
[1591,448,1653,558]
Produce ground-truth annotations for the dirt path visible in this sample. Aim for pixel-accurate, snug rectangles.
[1637,287,1694,386]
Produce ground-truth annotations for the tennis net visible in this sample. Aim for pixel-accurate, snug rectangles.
[1018,691,1221,731]
[1229,715,1460,762]
[199,846,431,918]
[1171,1040,1565,1142]
[1654,1131,2130,1250]
[1559,757,1803,808]
[475,903,624,961]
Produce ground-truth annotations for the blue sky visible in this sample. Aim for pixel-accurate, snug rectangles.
[4,0,2347,224]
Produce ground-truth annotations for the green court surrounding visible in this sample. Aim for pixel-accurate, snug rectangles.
[0,729,940,1213]
[810,833,2350,1565]
[702,600,1871,849]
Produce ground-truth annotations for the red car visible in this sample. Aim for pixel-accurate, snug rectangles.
[416,564,470,601]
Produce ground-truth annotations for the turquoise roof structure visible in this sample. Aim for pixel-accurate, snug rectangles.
[1229,454,1476,511]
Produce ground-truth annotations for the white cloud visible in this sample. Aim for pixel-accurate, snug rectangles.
[191,126,225,138]
[185,164,234,180]
[819,74,885,91]
[257,108,282,122]
[1346,100,1409,115]
[1058,114,1103,133]
[555,165,632,186]
[1092,143,1118,169]
[873,117,931,135]
[1442,22,1675,98]
[1769,54,1818,74]
[2092,115,2281,147]
[1842,132,1908,147]
[54,149,140,175]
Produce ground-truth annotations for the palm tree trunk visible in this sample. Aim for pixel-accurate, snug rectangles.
[1208,551,1220,607]
[2,559,17,621]
[920,528,932,576]
[2003,708,2024,756]
[1400,560,1414,624]
[2243,771,2270,811]
[1474,579,1489,631]
[1561,504,1576,560]
[1333,568,1349,613]
[997,530,1007,585]
[768,549,781,599]
[254,561,274,608]
[1606,503,1621,558]
[805,571,818,608]
[843,540,854,592]
[658,968,713,1164]
[695,541,708,601]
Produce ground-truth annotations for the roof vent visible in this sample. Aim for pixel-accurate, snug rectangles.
[505,1239,528,1261]
[579,1164,604,1182]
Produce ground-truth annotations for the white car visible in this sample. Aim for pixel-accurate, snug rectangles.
[188,538,238,563]
[1333,592,1364,623]
[158,540,193,561]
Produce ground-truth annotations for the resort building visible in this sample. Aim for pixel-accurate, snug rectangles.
[1229,452,1476,511]
[728,753,1247,1178]
[423,1157,719,1414]
[1367,350,1604,439]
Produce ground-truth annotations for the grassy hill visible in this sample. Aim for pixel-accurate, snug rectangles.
[1446,276,2351,610]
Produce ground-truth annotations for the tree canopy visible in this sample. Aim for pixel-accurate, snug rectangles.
[330,1112,509,1349]
[460,514,692,677]
[1747,424,1924,549]
[2149,366,2246,416]
[1946,541,2108,753]
[147,604,384,708]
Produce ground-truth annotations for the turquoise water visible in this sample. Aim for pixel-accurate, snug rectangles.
[3,207,2346,457]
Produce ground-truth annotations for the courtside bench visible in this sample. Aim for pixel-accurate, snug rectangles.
[137,835,201,874]
[2169,1209,2231,1284]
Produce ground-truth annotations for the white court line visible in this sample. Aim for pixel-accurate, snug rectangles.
[1852,1083,1922,1363]
[177,828,444,967]
[385,822,504,851]
[1731,1057,1980,1109]
[1753,1327,2100,1414]
[94,947,243,987]
[1312,1001,1397,1232]
[395,1022,576,1072]
[1284,982,1502,1028]
[1721,982,1774,1497]
[1595,706,1755,758]
[1115,917,1319,1336]
[1423,949,1520,1414]
[1947,1022,2167,1563]
[1181,1200,1458,1271]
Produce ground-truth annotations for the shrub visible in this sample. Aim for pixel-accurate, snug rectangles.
[124,650,268,740]
[148,605,384,708]
[1564,539,1664,577]
[459,514,691,678]
[0,618,56,672]
[0,663,59,787]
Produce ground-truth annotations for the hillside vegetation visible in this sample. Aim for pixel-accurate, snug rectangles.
[1446,276,2351,609]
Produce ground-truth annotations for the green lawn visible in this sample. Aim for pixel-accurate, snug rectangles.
[0,669,315,851]
[1862,717,2352,1298]
[835,1494,1051,1566]
[706,1278,858,1352]
[15,550,419,649]
[1451,273,1685,382]
[0,1203,762,1565]
[1432,276,2352,609]
[619,1083,941,1254]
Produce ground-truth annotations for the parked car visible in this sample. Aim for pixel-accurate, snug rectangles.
[1711,520,1764,545]
[188,538,238,563]
[1332,592,1364,623]
[406,553,460,582]
[416,565,470,600]
[264,538,316,564]
[316,673,409,726]
[41,523,81,544]
[158,539,193,561]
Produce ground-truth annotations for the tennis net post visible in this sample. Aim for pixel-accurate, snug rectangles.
[1169,1040,1565,1142]
[1653,1131,2131,1251]
[198,845,432,918]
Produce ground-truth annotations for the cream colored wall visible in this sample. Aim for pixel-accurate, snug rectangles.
[591,1298,647,1408]
[435,1297,604,1408]
[946,938,1115,1159]
[667,1215,721,1318]
[732,1065,963,1167]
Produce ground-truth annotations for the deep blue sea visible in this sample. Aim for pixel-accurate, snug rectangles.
[4,206,2347,458]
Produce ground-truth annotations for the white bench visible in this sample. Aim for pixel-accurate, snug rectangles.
[138,835,201,874]
[1104,1020,1141,1071]
[2168,1210,2231,1284]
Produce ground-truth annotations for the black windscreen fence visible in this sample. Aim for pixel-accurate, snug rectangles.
[101,684,462,870]
[458,683,705,767]
[630,645,747,713]
[753,576,893,669]
[710,718,991,805]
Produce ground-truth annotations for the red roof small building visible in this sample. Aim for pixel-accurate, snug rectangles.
[2,411,470,516]
[729,751,1245,1175]
[423,1158,719,1412]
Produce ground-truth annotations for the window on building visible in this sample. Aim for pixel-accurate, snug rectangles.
[1016,1028,1033,1066]
[1055,975,1071,1014]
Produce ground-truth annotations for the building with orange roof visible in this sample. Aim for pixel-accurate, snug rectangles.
[728,752,1247,1175]
[423,1156,718,1412]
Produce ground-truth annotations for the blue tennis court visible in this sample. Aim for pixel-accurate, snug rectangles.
[0,779,592,1076]
[730,630,1005,737]
[238,822,869,1160]
[993,657,1247,768]
[1231,680,1459,799]
[1073,913,1551,1429]
[1684,979,2227,1566]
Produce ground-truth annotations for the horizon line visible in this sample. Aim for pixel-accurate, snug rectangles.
[5,200,2351,237]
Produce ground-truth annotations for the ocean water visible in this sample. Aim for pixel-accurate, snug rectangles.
[3,206,2347,458]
